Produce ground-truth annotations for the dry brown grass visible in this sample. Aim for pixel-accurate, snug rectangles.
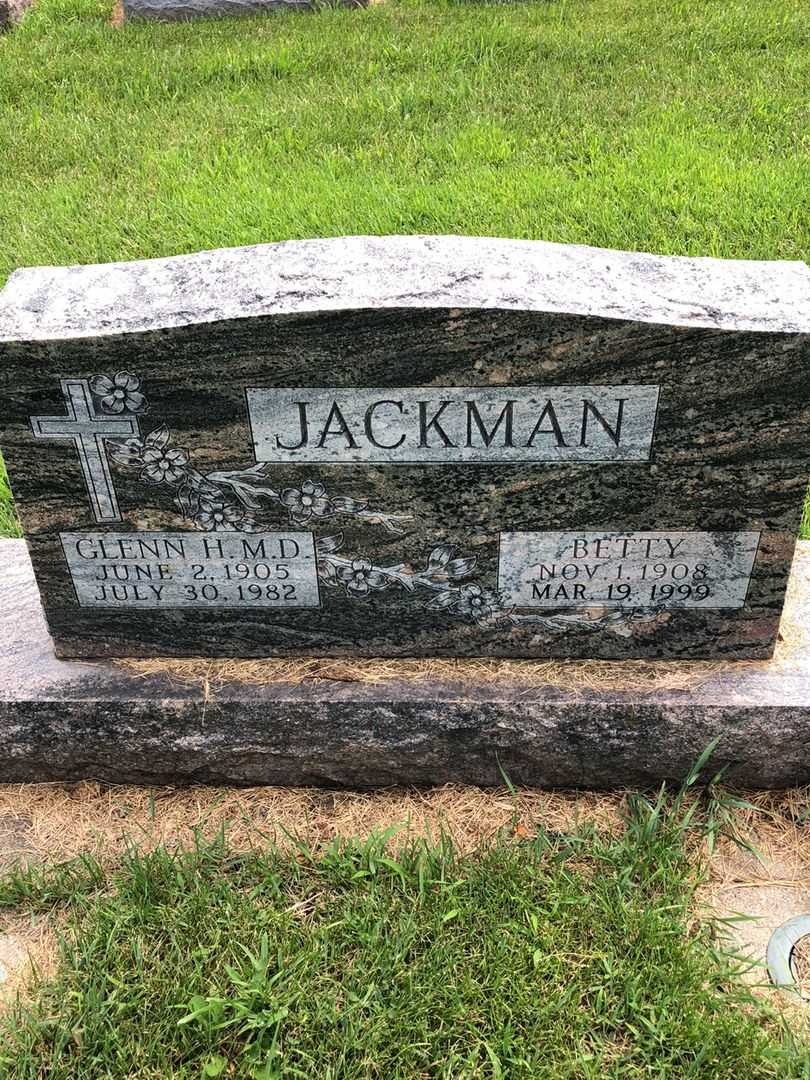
[121,654,740,695]
[0,780,806,879]
[0,781,627,866]
[704,788,810,892]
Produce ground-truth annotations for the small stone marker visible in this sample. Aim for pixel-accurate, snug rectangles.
[0,0,33,29]
[0,235,808,661]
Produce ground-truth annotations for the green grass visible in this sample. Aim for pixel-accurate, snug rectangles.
[1,794,808,1079]
[1,0,810,271]
[0,0,808,533]
[0,457,21,538]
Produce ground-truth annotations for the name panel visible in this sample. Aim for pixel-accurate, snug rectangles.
[498,531,760,609]
[247,385,660,464]
[60,531,321,609]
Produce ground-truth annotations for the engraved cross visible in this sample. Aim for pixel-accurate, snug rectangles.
[30,379,139,523]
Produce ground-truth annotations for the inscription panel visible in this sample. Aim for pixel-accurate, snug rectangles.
[61,531,320,609]
[498,531,760,609]
[247,385,661,464]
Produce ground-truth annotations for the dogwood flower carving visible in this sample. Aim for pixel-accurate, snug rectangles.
[90,372,147,415]
[140,426,189,486]
[453,583,502,621]
[428,581,506,625]
[280,480,332,523]
[278,479,366,526]
[336,558,390,597]
[194,500,257,533]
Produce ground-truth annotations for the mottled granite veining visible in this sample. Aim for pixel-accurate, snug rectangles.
[0,237,808,660]
[2,235,810,339]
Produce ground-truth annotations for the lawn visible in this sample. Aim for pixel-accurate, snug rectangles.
[0,0,809,535]
[1,785,808,1079]
[0,458,20,538]
[1,0,809,270]
[1,6,809,1071]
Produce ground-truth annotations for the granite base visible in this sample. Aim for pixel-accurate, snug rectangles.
[1,539,809,789]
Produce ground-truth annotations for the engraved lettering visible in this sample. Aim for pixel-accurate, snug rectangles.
[465,401,514,448]
[62,532,321,610]
[499,531,760,611]
[242,538,267,559]
[75,536,187,561]
[579,399,626,447]
[418,401,456,448]
[202,537,226,559]
[76,538,98,559]
[278,538,300,559]
[524,401,568,448]
[275,402,310,451]
[364,400,406,450]
[317,401,358,449]
[247,386,660,464]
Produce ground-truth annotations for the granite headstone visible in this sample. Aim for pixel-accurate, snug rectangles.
[0,235,808,661]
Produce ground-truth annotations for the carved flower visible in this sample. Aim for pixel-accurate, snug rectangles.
[195,500,256,532]
[429,582,504,623]
[280,480,332,523]
[138,426,188,485]
[90,372,147,414]
[336,558,389,597]
[141,446,189,485]
[456,583,500,620]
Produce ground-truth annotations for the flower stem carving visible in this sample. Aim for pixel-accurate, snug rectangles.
[105,401,413,536]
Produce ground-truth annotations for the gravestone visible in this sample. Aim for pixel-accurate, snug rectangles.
[1,235,809,664]
[122,0,366,20]
[0,0,33,29]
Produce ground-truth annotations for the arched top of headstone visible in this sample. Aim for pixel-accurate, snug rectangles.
[2,234,810,341]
